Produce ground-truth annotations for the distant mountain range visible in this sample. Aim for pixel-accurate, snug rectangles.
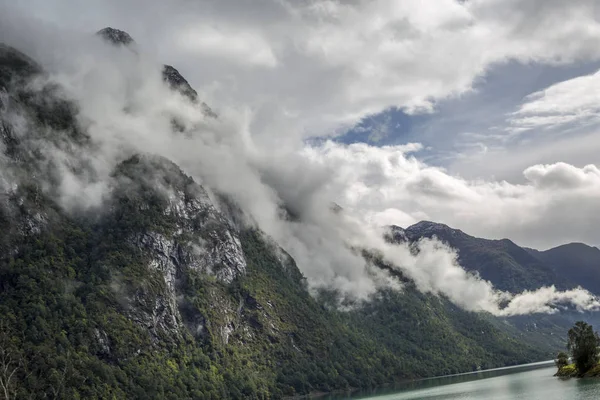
[392,221,600,296]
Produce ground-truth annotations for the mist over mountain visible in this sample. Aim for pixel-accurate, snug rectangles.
[391,221,570,293]
[392,221,600,350]
[1,22,599,399]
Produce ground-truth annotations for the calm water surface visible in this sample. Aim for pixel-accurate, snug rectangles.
[326,362,600,400]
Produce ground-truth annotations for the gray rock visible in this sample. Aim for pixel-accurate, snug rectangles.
[162,65,217,117]
[118,158,247,341]
[96,27,135,46]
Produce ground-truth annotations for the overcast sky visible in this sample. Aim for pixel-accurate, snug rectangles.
[3,0,600,249]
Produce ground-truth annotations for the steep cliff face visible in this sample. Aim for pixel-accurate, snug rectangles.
[105,154,248,343]
[0,42,246,348]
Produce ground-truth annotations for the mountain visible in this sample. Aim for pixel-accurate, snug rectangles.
[391,221,570,293]
[97,27,135,46]
[96,27,216,118]
[529,243,600,295]
[393,221,600,350]
[394,221,600,296]
[0,31,564,399]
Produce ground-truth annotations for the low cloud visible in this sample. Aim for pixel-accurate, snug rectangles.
[174,25,278,68]
[0,5,599,316]
[375,237,599,316]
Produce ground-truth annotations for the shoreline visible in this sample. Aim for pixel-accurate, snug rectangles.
[420,359,555,381]
[284,360,555,399]
[555,363,600,379]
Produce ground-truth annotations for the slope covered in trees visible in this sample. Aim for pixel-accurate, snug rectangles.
[0,34,571,399]
[531,243,600,295]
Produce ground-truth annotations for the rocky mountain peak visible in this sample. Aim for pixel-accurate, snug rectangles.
[406,220,461,237]
[386,221,466,245]
[163,65,195,98]
[162,65,217,117]
[96,28,216,117]
[0,44,41,88]
[96,27,135,46]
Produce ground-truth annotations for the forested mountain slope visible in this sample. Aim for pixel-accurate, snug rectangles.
[391,221,600,351]
[0,30,562,399]
[529,243,600,295]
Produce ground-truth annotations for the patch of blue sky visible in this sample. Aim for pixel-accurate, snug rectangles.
[336,59,600,170]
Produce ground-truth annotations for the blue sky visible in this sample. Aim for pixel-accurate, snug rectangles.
[338,58,600,181]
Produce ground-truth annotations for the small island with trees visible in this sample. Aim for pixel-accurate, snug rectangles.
[555,321,600,378]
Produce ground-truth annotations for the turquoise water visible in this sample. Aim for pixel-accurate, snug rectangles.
[326,362,600,399]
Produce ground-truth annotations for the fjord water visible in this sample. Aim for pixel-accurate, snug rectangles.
[327,362,600,400]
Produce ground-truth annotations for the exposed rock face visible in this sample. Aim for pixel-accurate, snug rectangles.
[111,154,246,340]
[0,44,41,87]
[96,27,135,46]
[126,277,182,343]
[93,328,112,357]
[162,65,217,117]
[116,154,247,282]
[162,65,198,102]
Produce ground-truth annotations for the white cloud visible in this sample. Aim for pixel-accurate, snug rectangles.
[498,285,600,316]
[174,25,278,68]
[304,141,600,249]
[6,0,600,141]
[523,162,600,189]
[509,69,600,132]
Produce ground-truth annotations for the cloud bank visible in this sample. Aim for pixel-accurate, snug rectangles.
[7,0,600,140]
[303,142,600,250]
[0,2,599,316]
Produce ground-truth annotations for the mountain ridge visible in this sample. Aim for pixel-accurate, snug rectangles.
[530,243,600,295]
[390,220,571,294]
[395,220,600,296]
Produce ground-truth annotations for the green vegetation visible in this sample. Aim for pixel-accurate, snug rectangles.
[555,363,578,378]
[534,243,600,295]
[0,43,552,399]
[555,351,569,369]
[0,181,548,399]
[555,321,600,378]
[568,321,600,375]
